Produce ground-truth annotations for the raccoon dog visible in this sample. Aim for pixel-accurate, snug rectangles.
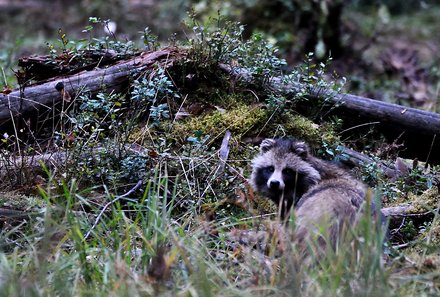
[250,138,367,247]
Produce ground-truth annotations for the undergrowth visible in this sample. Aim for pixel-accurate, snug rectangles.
[0,15,439,297]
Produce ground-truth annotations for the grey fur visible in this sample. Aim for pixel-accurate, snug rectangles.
[250,138,367,249]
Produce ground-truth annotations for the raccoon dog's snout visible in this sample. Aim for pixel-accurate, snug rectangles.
[268,179,281,190]
[267,170,285,191]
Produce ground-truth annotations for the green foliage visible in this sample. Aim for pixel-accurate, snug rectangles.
[79,17,138,56]
[140,27,160,51]
[186,14,246,64]
[236,33,286,82]
[0,169,178,295]
[1,9,439,297]
[131,67,179,127]
[401,220,419,240]
[359,156,440,203]
[186,13,286,83]
[119,155,156,183]
[394,167,437,195]
[360,156,386,186]
[280,53,346,104]
[41,57,180,184]
[0,175,403,297]
[72,92,124,134]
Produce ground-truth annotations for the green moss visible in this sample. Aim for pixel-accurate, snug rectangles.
[193,89,256,110]
[393,187,439,259]
[406,187,440,214]
[0,192,43,210]
[252,194,278,215]
[173,104,268,142]
[400,218,440,277]
[285,113,339,144]
[274,112,340,147]
[420,221,440,248]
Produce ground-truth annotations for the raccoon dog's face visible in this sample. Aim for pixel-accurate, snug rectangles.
[250,138,321,217]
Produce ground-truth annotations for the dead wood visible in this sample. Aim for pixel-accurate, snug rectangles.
[381,205,439,218]
[337,146,395,177]
[0,144,144,181]
[0,47,182,124]
[381,205,411,217]
[303,87,440,164]
[0,207,31,223]
[221,64,440,164]
[1,151,67,173]
[1,50,440,163]
[17,49,127,81]
[218,130,232,174]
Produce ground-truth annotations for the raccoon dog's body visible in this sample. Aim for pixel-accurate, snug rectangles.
[250,138,367,247]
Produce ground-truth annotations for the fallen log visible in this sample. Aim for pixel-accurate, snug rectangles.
[1,50,440,163]
[222,65,440,164]
[0,47,182,123]
[381,205,411,217]
[336,146,396,177]
[302,87,440,164]
[0,207,31,223]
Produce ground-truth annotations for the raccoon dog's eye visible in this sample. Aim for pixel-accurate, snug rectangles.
[264,166,275,174]
[282,168,295,176]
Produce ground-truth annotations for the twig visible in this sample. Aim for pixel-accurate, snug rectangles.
[218,130,231,173]
[336,146,395,177]
[238,212,277,221]
[390,216,407,236]
[84,180,143,240]
[425,134,436,165]
[381,206,439,218]
[338,121,381,134]
[392,242,411,250]
[0,208,33,220]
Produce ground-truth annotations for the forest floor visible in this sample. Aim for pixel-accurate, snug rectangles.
[0,4,439,297]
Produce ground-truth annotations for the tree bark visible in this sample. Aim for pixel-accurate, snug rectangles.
[2,50,440,163]
[222,64,440,163]
[302,87,440,164]
[337,146,395,177]
[0,47,181,123]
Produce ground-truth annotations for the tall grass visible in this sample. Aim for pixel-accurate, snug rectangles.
[1,156,439,296]
[0,15,438,297]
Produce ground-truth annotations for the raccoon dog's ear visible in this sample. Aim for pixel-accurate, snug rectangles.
[260,138,276,153]
[290,141,309,158]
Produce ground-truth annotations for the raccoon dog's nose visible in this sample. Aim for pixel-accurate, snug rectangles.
[269,180,280,189]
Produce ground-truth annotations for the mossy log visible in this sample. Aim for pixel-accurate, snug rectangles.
[1,49,440,163]
[222,65,440,164]
[299,86,440,164]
